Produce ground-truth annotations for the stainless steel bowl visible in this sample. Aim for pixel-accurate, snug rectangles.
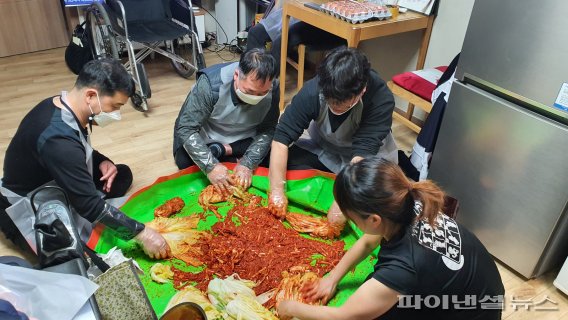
[160,302,207,320]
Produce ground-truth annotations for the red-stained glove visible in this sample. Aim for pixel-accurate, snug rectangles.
[207,163,231,193]
[268,189,288,219]
[233,164,253,189]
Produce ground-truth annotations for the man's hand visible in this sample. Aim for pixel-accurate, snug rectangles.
[268,188,288,219]
[234,164,253,189]
[207,163,231,193]
[99,160,118,193]
[134,227,171,259]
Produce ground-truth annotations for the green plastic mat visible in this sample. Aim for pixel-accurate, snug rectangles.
[91,165,378,316]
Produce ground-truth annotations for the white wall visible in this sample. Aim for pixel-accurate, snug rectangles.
[200,0,217,35]
[361,0,475,117]
[200,0,256,45]
[424,0,475,67]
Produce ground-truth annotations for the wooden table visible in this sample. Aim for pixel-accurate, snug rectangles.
[279,0,435,110]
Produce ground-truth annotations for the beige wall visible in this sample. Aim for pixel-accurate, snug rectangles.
[361,0,476,118]
[424,0,475,67]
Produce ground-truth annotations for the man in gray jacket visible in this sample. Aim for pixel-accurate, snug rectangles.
[173,48,279,191]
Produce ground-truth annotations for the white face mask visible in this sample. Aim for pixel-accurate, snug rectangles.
[89,92,121,127]
[328,98,360,116]
[236,87,268,105]
[235,73,269,105]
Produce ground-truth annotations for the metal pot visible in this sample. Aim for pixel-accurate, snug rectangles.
[160,302,207,320]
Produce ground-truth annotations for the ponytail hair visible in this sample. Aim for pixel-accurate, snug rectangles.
[334,157,445,228]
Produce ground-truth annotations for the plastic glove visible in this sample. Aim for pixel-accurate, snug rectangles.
[268,188,288,219]
[233,164,253,189]
[301,276,338,304]
[134,227,171,259]
[327,201,347,229]
[207,163,231,193]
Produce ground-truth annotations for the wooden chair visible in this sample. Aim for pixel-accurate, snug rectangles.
[387,66,447,133]
[387,80,433,133]
[286,44,340,91]
[285,44,308,91]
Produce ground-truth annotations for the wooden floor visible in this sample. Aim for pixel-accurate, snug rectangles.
[0,48,567,319]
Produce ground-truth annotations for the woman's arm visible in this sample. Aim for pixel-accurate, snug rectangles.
[328,234,381,284]
[279,278,400,320]
[303,234,382,303]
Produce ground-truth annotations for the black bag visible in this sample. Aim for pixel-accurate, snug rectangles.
[65,20,94,75]
[31,186,87,269]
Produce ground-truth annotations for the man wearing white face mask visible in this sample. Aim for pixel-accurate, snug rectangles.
[173,48,279,192]
[268,47,398,228]
[88,91,122,127]
[0,59,170,260]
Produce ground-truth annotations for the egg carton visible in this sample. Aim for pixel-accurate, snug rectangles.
[321,0,391,24]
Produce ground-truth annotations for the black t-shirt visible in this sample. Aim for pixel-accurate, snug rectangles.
[372,212,504,320]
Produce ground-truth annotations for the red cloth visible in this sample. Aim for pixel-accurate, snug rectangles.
[392,66,448,102]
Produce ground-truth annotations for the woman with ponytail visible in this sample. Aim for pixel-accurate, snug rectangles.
[278,157,504,320]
